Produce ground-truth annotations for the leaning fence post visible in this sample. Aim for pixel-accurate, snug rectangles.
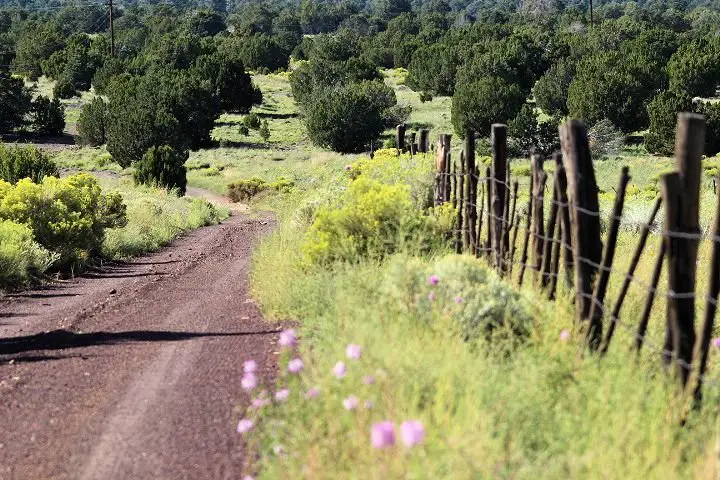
[409,132,417,155]
[553,151,574,288]
[506,180,519,274]
[692,175,720,403]
[661,112,704,387]
[587,166,630,350]
[396,124,406,153]
[518,166,534,287]
[559,120,603,347]
[540,169,560,289]
[601,197,662,354]
[491,124,508,271]
[531,154,546,284]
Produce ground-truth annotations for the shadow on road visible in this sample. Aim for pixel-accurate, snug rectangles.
[0,328,281,356]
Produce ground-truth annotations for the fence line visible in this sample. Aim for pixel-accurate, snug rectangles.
[419,113,720,408]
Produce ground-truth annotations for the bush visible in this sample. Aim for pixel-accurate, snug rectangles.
[0,174,128,269]
[303,80,396,153]
[243,113,261,130]
[77,97,109,147]
[302,177,450,265]
[694,101,720,157]
[134,145,188,196]
[588,119,624,160]
[451,76,525,137]
[53,77,77,99]
[0,72,32,133]
[30,96,65,135]
[227,177,294,202]
[508,104,560,156]
[645,90,693,156]
[0,220,57,288]
[258,120,271,142]
[239,125,250,136]
[0,143,58,183]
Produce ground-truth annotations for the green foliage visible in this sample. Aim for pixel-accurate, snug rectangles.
[302,177,449,265]
[0,143,58,183]
[695,101,720,157]
[302,80,396,153]
[0,174,128,269]
[227,176,295,202]
[238,125,250,136]
[587,119,625,160]
[52,77,77,99]
[508,104,560,156]
[243,113,261,129]
[533,58,574,117]
[12,20,64,80]
[42,33,104,93]
[223,33,289,72]
[451,76,525,137]
[29,96,65,135]
[192,51,262,113]
[77,97,109,147]
[106,70,218,167]
[0,71,32,133]
[91,57,126,95]
[645,89,693,156]
[258,119,271,142]
[667,37,720,97]
[0,220,57,288]
[567,52,655,133]
[134,145,188,196]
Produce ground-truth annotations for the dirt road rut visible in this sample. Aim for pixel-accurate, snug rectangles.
[0,213,278,480]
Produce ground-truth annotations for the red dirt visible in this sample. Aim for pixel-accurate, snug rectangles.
[0,212,280,479]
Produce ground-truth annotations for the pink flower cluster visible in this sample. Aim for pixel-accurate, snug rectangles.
[371,420,426,448]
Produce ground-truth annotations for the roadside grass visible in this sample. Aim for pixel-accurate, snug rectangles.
[247,148,720,479]
[98,176,229,260]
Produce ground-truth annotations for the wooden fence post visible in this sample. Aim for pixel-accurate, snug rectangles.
[692,175,720,403]
[601,197,662,354]
[553,152,573,288]
[484,166,492,257]
[419,129,429,153]
[548,214,562,300]
[559,120,603,347]
[661,113,704,387]
[409,132,417,155]
[396,124,406,153]
[491,124,508,271]
[456,158,464,254]
[506,180,519,273]
[464,132,477,255]
[531,154,546,284]
[587,166,630,349]
[540,170,560,289]
[518,166,534,287]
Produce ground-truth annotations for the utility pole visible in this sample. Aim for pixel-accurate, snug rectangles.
[107,0,115,57]
[589,0,594,28]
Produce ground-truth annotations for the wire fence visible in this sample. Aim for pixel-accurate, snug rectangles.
[396,113,720,407]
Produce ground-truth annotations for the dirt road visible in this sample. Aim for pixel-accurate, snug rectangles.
[0,212,279,480]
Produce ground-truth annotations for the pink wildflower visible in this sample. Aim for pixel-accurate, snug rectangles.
[713,337,720,349]
[428,275,439,286]
[275,389,290,402]
[346,344,362,360]
[363,375,375,385]
[251,397,270,409]
[278,328,297,348]
[371,421,396,449]
[364,400,374,409]
[400,420,426,447]
[454,295,463,304]
[243,360,257,374]
[333,361,347,378]
[288,358,304,373]
[428,291,435,301]
[236,419,254,434]
[344,164,352,171]
[343,395,359,410]
[241,373,258,391]
[559,329,570,342]
[305,387,320,399]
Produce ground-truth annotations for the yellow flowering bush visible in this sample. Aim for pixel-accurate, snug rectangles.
[0,173,127,270]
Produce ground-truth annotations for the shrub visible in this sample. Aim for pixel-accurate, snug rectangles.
[239,125,250,136]
[0,143,58,183]
[0,72,32,133]
[419,91,433,103]
[645,90,693,156]
[258,120,271,142]
[0,220,57,288]
[134,145,188,196]
[302,177,449,265]
[381,255,532,343]
[587,119,624,160]
[77,97,109,147]
[0,174,128,269]
[694,101,720,157]
[508,104,560,156]
[30,96,65,135]
[451,76,525,137]
[53,77,77,99]
[227,177,294,202]
[303,80,395,153]
[243,113,261,130]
